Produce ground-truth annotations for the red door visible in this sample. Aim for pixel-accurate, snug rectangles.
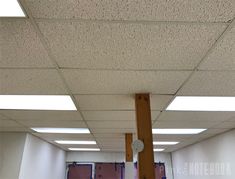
[95,163,124,179]
[68,164,92,179]
[155,163,166,179]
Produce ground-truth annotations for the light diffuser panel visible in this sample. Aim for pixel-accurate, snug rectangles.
[0,95,77,110]
[69,148,100,151]
[154,149,165,152]
[55,140,96,145]
[152,129,206,134]
[153,141,179,145]
[167,96,235,111]
[0,0,25,17]
[32,128,90,134]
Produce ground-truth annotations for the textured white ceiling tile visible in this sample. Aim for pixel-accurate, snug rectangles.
[0,114,8,120]
[96,138,125,144]
[165,140,198,152]
[38,21,225,70]
[91,128,135,134]
[0,69,67,94]
[99,144,125,149]
[151,95,173,110]
[26,0,234,22]
[199,25,235,70]
[198,128,230,135]
[87,121,135,129]
[101,148,125,152]
[153,134,192,141]
[211,121,235,129]
[76,95,134,110]
[0,127,30,132]
[153,120,217,128]
[63,70,191,94]
[158,111,235,122]
[0,119,22,127]
[21,120,86,128]
[76,95,171,110]
[0,19,53,68]
[54,143,99,149]
[179,71,235,95]
[93,133,125,139]
[82,111,160,121]
[2,110,82,121]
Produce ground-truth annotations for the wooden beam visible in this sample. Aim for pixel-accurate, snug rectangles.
[125,133,133,162]
[135,93,155,179]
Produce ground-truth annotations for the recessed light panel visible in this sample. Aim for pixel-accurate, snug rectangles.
[152,129,206,134]
[0,95,77,110]
[0,0,25,17]
[55,140,96,145]
[154,149,165,152]
[69,148,100,151]
[167,96,235,111]
[153,141,179,145]
[32,128,90,134]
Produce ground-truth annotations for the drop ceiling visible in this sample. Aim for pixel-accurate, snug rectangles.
[0,0,235,152]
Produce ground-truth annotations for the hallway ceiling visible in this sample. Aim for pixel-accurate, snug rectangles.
[0,0,235,152]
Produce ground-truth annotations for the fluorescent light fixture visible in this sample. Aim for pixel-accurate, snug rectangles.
[0,95,77,110]
[0,0,25,17]
[69,148,100,151]
[153,141,179,145]
[152,129,206,134]
[55,140,96,145]
[167,96,235,111]
[154,148,165,152]
[32,128,90,134]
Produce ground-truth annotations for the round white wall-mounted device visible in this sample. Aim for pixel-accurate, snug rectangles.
[132,140,144,153]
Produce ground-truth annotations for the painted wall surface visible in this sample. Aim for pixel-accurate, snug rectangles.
[19,134,66,179]
[172,129,235,179]
[67,151,174,179]
[0,132,26,179]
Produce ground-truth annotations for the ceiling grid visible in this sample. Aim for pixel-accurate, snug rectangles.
[0,0,234,152]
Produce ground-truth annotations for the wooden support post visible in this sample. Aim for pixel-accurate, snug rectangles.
[125,133,133,162]
[125,133,135,178]
[135,94,155,179]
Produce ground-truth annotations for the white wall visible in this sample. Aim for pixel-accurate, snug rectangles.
[172,129,235,179]
[67,151,174,179]
[0,132,26,179]
[19,134,66,179]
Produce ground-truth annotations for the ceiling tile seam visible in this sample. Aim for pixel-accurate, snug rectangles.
[197,69,235,72]
[152,17,235,126]
[80,109,161,112]
[176,129,232,151]
[14,119,85,122]
[86,120,136,122]
[35,17,231,26]
[60,68,193,71]
[31,133,67,151]
[210,117,235,129]
[73,93,174,95]
[0,67,57,70]
[0,113,31,131]
[151,111,162,125]
[174,128,220,146]
[0,17,27,21]
[19,0,101,149]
